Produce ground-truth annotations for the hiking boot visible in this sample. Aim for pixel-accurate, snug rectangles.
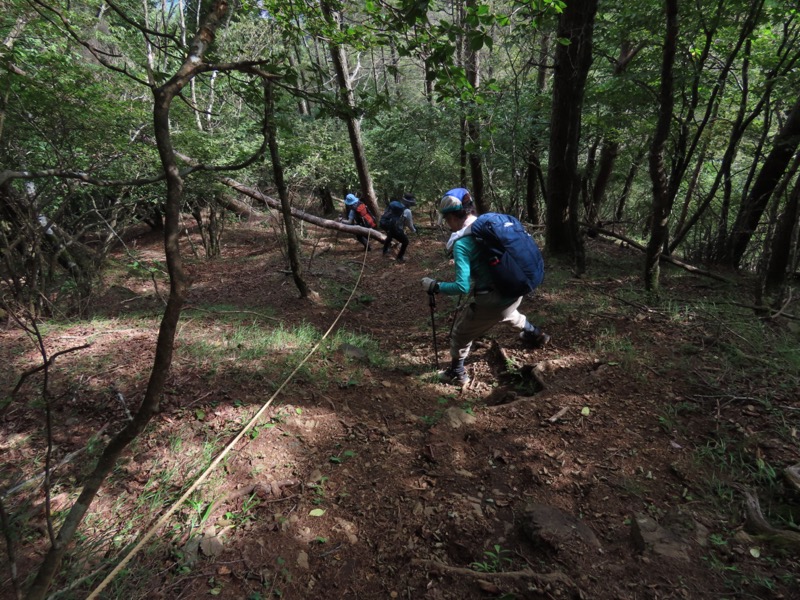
[438,367,470,386]
[520,330,551,348]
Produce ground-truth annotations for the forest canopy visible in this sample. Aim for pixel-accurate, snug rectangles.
[3,0,800,308]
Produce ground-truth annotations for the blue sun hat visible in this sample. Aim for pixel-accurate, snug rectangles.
[345,193,359,206]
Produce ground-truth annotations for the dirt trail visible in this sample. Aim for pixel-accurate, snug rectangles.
[2,220,798,599]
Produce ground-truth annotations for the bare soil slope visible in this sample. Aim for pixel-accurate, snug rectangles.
[2,219,799,600]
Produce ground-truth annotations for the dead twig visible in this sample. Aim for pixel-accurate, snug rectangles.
[547,407,569,423]
[10,343,91,397]
[768,288,794,320]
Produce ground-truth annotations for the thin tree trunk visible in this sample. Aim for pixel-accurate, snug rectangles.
[24,3,232,596]
[644,0,678,293]
[615,146,645,222]
[525,146,543,224]
[320,0,378,217]
[726,93,800,268]
[465,0,486,213]
[265,80,310,298]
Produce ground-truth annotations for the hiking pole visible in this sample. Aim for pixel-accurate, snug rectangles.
[428,290,440,370]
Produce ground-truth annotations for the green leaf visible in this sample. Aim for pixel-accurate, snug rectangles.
[309,508,326,517]
[581,407,591,417]
[195,409,206,421]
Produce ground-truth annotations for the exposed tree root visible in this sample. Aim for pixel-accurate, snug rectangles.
[740,487,800,550]
[411,558,577,589]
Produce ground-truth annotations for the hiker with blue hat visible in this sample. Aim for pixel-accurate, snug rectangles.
[421,190,550,386]
[342,193,377,251]
[441,187,473,214]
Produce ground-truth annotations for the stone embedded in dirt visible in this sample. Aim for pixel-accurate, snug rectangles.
[296,550,310,570]
[521,503,602,551]
[785,463,800,492]
[199,533,224,557]
[339,343,368,361]
[483,387,518,406]
[630,513,691,562]
[445,406,476,429]
[334,517,359,544]
[182,536,201,566]
[662,508,710,547]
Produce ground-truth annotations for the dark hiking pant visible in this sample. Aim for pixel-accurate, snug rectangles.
[382,226,409,260]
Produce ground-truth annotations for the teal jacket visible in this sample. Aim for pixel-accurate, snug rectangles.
[438,235,494,296]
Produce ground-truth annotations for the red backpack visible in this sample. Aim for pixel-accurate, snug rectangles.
[355,202,376,228]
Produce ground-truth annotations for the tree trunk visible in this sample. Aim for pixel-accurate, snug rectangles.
[465,0,486,214]
[644,0,678,293]
[545,0,598,272]
[764,162,800,291]
[725,93,800,268]
[525,145,543,225]
[265,80,311,298]
[320,0,379,218]
[590,139,619,224]
[24,2,232,597]
[615,147,645,222]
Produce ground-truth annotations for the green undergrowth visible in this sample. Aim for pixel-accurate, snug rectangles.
[177,317,387,386]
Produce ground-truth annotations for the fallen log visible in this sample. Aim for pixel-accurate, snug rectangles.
[170,147,387,242]
[217,176,387,243]
[584,224,731,283]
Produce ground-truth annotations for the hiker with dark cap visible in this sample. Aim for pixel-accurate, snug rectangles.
[380,193,417,263]
[343,193,376,251]
[421,191,550,385]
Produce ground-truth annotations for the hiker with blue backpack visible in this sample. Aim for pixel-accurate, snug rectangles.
[380,193,417,263]
[421,191,550,385]
[342,193,377,251]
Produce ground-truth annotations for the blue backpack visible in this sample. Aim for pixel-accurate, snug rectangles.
[471,213,544,297]
[379,200,406,230]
